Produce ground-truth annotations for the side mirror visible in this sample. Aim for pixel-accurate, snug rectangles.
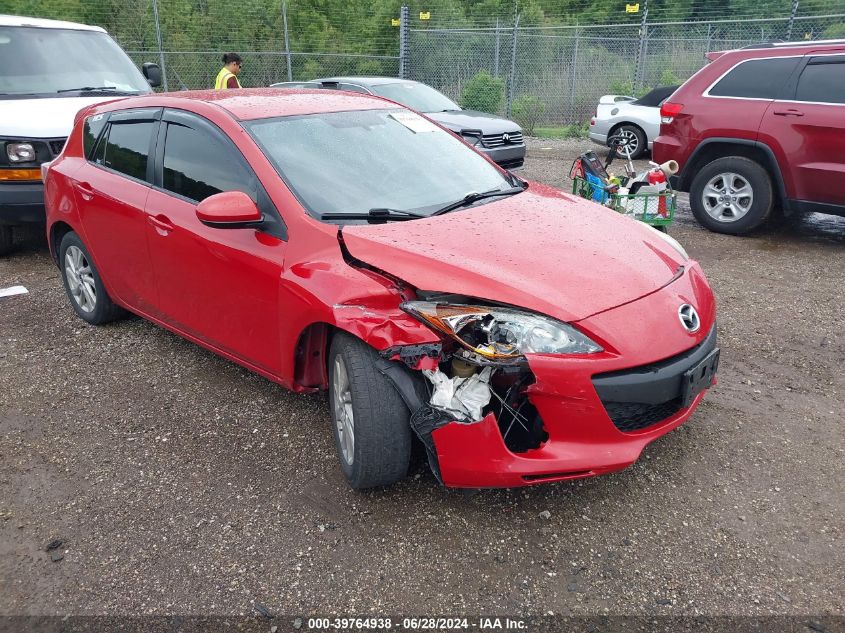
[196,191,263,228]
[142,62,163,88]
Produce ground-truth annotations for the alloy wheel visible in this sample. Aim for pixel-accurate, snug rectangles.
[701,172,754,222]
[65,245,97,313]
[617,128,639,157]
[332,355,355,465]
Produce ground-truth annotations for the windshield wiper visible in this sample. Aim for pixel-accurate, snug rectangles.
[56,86,124,94]
[318,207,428,222]
[431,185,525,216]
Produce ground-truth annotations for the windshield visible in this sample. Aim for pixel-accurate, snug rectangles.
[370,83,460,113]
[247,109,512,220]
[0,26,151,97]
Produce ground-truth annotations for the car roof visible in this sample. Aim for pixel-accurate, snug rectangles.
[93,88,398,121]
[314,77,418,87]
[0,14,106,32]
[706,38,845,61]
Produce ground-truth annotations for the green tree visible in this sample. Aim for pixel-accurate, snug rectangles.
[460,70,505,113]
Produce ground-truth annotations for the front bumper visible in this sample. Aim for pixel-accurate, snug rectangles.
[477,143,526,169]
[0,181,46,225]
[430,264,717,488]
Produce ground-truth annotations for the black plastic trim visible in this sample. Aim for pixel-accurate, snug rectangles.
[0,182,45,224]
[592,324,717,406]
[787,198,845,218]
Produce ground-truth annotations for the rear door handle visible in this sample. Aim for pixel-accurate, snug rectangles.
[148,214,175,235]
[773,108,804,117]
[73,181,95,201]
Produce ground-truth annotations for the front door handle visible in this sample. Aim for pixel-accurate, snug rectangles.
[773,108,804,117]
[73,181,95,201]
[148,214,175,235]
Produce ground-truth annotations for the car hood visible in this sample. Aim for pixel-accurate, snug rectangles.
[0,96,118,138]
[427,110,521,134]
[341,186,685,323]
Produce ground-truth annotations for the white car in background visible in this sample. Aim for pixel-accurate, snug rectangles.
[589,85,678,159]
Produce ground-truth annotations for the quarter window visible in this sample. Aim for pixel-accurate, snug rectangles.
[795,59,845,104]
[99,121,154,181]
[709,58,800,99]
[83,115,108,159]
[161,123,255,202]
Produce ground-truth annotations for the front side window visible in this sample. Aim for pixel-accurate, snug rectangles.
[795,58,845,104]
[247,109,512,220]
[0,27,150,98]
[100,121,153,181]
[161,123,255,203]
[708,58,800,99]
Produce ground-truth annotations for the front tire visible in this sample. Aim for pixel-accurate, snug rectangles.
[59,231,125,325]
[689,156,773,235]
[328,332,412,489]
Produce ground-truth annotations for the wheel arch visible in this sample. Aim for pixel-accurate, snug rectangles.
[678,139,787,209]
[49,221,76,266]
[291,312,440,391]
[607,121,646,143]
[293,321,335,390]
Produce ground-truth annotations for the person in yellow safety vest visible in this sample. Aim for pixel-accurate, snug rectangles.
[214,53,243,90]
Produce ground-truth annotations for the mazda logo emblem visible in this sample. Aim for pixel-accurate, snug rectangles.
[502,133,511,144]
[678,304,700,333]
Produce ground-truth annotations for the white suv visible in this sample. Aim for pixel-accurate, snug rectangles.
[0,14,162,254]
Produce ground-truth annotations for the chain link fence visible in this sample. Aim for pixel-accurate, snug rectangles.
[407,12,845,129]
[6,0,845,132]
[8,0,402,92]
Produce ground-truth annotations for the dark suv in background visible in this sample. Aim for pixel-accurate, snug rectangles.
[654,40,845,234]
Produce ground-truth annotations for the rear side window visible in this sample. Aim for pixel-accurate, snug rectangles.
[82,114,108,159]
[161,123,255,202]
[101,121,154,181]
[708,58,800,99]
[795,58,845,104]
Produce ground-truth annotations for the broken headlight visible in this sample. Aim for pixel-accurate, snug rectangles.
[402,301,602,361]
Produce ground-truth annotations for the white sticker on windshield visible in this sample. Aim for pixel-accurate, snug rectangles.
[389,111,438,133]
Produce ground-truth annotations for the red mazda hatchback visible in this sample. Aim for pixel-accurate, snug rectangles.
[43,89,718,489]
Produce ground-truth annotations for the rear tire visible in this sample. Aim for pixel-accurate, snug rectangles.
[690,156,773,235]
[59,232,125,325]
[0,226,12,256]
[611,124,647,159]
[328,332,412,489]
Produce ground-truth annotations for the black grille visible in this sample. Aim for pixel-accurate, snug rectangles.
[592,325,717,434]
[48,139,67,157]
[482,131,524,147]
[603,398,684,433]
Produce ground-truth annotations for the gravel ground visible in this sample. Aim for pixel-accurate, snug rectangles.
[1,138,843,621]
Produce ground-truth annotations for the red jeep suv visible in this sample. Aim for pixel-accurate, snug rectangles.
[654,40,845,235]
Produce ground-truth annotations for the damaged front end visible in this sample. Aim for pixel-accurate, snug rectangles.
[377,295,602,485]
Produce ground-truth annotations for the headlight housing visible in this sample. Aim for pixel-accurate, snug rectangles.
[402,301,602,361]
[6,142,36,163]
[649,225,689,261]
